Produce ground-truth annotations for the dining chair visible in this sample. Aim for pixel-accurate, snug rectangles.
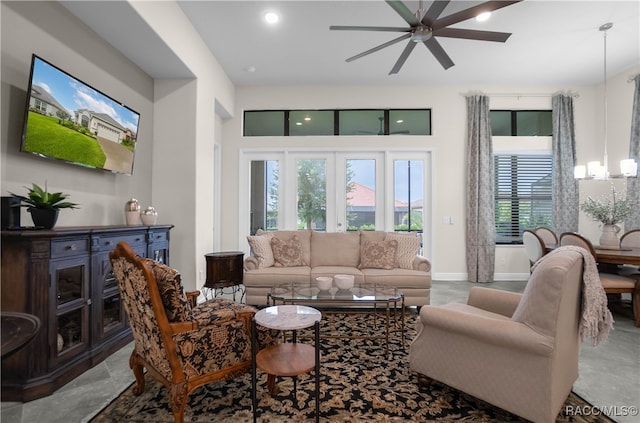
[522,229,546,269]
[559,232,639,326]
[534,227,558,248]
[618,229,640,278]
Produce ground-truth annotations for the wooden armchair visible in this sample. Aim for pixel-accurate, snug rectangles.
[110,241,278,423]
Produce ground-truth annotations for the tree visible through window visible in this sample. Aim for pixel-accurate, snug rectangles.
[297,159,326,230]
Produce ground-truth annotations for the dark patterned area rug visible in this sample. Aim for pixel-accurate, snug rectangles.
[91,311,613,422]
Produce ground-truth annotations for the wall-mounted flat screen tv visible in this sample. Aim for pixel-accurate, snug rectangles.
[20,54,140,175]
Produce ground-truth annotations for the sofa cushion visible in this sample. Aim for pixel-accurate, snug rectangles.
[310,231,360,267]
[359,240,398,270]
[385,232,422,269]
[143,258,193,323]
[247,233,275,268]
[259,229,312,266]
[271,235,306,267]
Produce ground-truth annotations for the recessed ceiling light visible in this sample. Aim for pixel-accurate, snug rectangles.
[295,122,302,126]
[396,119,404,123]
[304,117,311,121]
[244,66,256,73]
[476,12,491,22]
[264,11,279,24]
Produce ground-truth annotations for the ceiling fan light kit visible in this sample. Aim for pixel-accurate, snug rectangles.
[330,0,522,74]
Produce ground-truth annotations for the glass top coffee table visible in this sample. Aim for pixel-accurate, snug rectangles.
[268,282,404,353]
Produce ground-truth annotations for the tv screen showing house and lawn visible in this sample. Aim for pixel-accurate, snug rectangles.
[20,54,140,175]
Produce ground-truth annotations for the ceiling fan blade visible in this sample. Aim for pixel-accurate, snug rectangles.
[389,41,418,75]
[385,0,420,26]
[346,33,411,63]
[422,0,450,26]
[423,37,454,69]
[330,25,411,33]
[434,27,512,42]
[432,0,522,30]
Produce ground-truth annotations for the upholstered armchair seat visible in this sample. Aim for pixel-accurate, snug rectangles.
[110,242,277,423]
[410,250,585,423]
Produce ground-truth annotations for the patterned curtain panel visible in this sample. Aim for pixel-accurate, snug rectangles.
[624,75,640,230]
[552,94,579,234]
[465,95,495,283]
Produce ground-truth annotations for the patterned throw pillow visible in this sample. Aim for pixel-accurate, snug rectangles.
[271,235,306,267]
[143,259,193,322]
[359,240,398,270]
[384,232,421,269]
[247,233,275,268]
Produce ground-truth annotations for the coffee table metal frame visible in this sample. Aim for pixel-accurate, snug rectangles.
[251,305,321,423]
[267,282,405,353]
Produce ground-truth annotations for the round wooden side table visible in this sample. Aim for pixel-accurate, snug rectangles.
[251,305,321,423]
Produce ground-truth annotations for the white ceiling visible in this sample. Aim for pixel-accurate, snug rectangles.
[62,1,640,87]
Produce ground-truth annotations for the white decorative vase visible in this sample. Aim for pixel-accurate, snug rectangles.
[140,206,158,226]
[599,224,621,247]
[125,198,141,226]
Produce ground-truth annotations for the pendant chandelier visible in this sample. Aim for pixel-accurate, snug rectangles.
[574,22,638,180]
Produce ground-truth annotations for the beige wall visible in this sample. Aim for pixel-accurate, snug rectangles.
[1,1,155,226]
[2,1,637,285]
[219,74,639,280]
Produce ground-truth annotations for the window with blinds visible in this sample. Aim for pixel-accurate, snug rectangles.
[494,154,553,244]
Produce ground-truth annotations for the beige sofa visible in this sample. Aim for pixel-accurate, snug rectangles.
[243,230,431,307]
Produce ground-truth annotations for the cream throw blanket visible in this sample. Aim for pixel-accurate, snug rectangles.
[532,245,614,345]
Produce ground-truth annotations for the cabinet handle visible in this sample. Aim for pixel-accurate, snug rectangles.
[105,241,113,246]
[66,244,77,251]
[87,299,92,306]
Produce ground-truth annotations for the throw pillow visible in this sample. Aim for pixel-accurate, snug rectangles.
[271,235,306,267]
[247,233,275,268]
[385,232,421,269]
[359,239,398,270]
[143,259,193,322]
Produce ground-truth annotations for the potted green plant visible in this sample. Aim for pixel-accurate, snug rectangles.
[10,182,79,229]
[580,186,633,246]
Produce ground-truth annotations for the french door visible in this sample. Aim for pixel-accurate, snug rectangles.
[241,149,431,245]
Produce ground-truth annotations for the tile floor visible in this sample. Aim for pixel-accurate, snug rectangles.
[2,280,639,423]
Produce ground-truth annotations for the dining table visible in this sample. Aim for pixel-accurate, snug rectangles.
[546,244,640,266]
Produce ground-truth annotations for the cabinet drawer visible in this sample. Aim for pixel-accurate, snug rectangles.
[96,233,146,251]
[148,231,168,243]
[51,238,90,258]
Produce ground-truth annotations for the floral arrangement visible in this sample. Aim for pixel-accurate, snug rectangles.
[580,186,633,225]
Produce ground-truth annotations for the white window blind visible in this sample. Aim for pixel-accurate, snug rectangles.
[494,154,553,244]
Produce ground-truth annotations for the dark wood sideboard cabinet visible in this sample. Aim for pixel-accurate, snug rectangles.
[1,224,173,401]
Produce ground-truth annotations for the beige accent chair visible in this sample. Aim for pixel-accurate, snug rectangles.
[522,229,546,268]
[534,226,558,248]
[409,249,584,423]
[560,232,639,326]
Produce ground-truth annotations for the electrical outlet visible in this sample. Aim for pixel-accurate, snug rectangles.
[199,270,203,282]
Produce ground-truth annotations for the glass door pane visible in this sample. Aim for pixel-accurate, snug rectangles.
[393,160,424,232]
[346,159,376,231]
[297,159,326,230]
[250,160,279,234]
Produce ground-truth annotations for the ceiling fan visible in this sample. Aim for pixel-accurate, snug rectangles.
[330,0,522,74]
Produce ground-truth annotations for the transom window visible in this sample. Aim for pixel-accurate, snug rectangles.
[490,110,552,136]
[244,109,431,136]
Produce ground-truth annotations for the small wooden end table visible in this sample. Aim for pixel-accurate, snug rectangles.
[251,305,321,423]
[202,251,245,301]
